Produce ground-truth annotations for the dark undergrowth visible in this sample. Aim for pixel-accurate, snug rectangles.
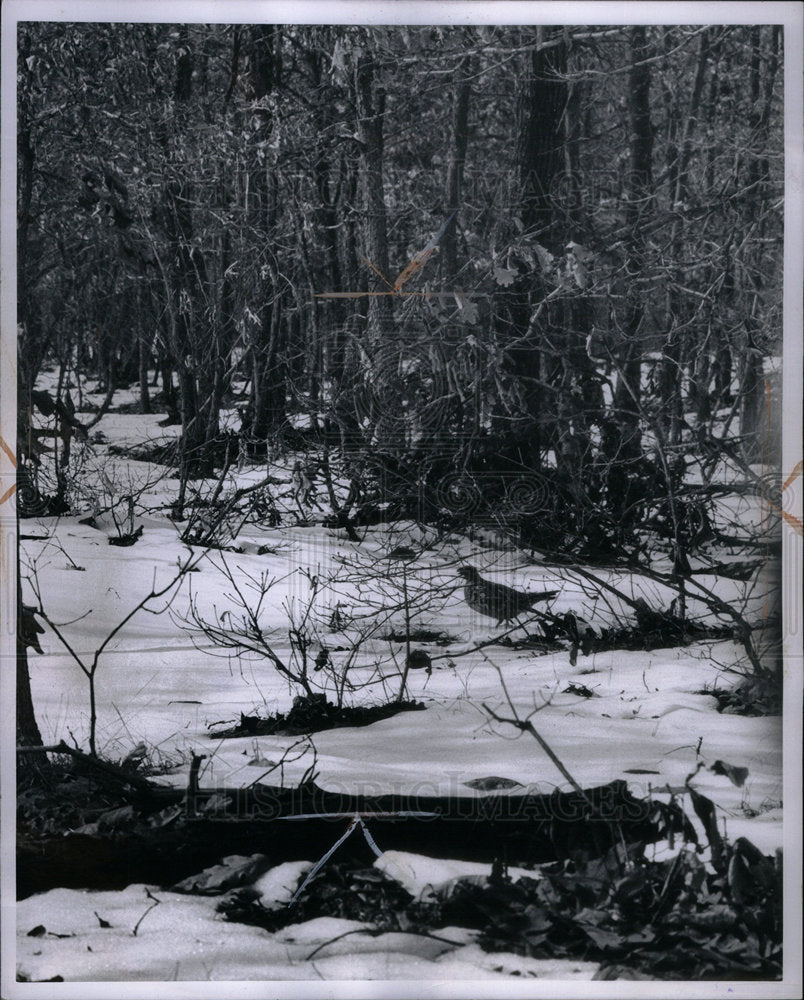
[382,627,458,645]
[540,617,735,655]
[219,840,783,981]
[18,762,129,838]
[592,621,735,653]
[16,754,783,980]
[209,696,427,739]
[702,674,783,717]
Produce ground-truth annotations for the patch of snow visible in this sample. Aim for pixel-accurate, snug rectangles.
[20,890,544,982]
[254,861,313,906]
[375,850,540,900]
[272,915,366,943]
[436,943,599,979]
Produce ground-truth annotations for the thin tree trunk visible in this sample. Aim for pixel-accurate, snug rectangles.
[507,28,568,469]
[443,57,472,282]
[246,25,286,449]
[162,36,214,480]
[137,283,152,413]
[16,507,48,785]
[354,48,392,341]
[739,26,780,462]
[610,25,653,466]
[658,29,710,444]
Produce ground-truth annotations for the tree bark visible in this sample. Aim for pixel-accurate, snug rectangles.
[354,47,392,341]
[658,29,709,444]
[442,57,472,283]
[245,25,287,450]
[164,36,216,480]
[137,283,152,414]
[739,26,780,462]
[609,25,654,468]
[508,28,568,469]
[16,508,48,786]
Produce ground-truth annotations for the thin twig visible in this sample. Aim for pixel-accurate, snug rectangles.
[481,658,590,804]
[132,889,161,937]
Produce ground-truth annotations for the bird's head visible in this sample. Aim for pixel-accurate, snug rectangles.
[457,566,480,581]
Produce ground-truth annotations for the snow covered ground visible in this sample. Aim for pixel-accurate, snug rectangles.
[10,385,789,988]
[16,868,601,983]
[21,510,783,840]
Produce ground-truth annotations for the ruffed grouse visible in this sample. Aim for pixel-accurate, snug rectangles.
[457,566,559,625]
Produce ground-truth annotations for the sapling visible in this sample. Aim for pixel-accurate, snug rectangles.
[24,546,203,756]
[179,556,388,713]
[327,543,452,702]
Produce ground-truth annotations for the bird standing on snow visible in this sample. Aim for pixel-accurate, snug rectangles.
[457,566,559,625]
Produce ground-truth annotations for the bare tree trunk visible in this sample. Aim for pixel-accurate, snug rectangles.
[739,26,780,462]
[658,29,710,444]
[507,28,568,469]
[137,282,152,414]
[443,57,472,282]
[354,48,392,341]
[610,25,653,465]
[15,509,48,786]
[162,36,216,481]
[246,25,287,450]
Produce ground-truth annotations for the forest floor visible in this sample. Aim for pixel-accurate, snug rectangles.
[14,379,785,985]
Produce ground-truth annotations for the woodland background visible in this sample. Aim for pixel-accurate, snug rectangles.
[9,23,791,984]
[17,23,783,549]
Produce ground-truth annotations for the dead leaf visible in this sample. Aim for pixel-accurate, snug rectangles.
[710,759,749,788]
[453,292,479,324]
[493,266,517,287]
[566,240,593,262]
[571,258,588,288]
[170,854,271,895]
[534,243,554,273]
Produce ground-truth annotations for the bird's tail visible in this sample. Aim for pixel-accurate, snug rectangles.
[530,590,559,605]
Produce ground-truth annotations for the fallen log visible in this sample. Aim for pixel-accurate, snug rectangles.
[182,778,680,869]
[17,764,692,898]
